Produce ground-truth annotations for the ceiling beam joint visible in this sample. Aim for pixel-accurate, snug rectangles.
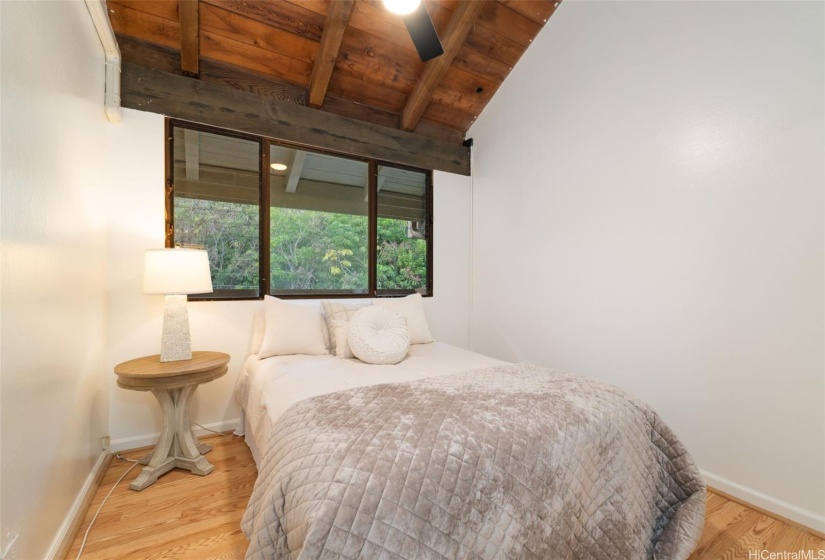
[308,0,356,108]
[179,0,200,77]
[400,0,490,132]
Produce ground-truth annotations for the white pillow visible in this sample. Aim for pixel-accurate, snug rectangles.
[252,302,330,355]
[259,296,327,358]
[250,308,266,355]
[330,319,355,359]
[347,307,410,365]
[374,293,434,344]
[321,300,370,349]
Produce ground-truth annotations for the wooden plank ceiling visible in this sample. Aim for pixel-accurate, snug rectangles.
[108,0,560,145]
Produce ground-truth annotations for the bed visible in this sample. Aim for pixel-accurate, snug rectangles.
[235,299,706,560]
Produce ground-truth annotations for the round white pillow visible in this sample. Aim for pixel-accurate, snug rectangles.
[347,306,410,365]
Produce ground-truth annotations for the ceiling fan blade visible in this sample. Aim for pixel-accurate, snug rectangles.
[403,4,444,62]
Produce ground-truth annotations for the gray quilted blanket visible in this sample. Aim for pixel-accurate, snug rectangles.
[242,363,705,559]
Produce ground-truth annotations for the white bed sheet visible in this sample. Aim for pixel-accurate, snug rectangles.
[237,342,505,465]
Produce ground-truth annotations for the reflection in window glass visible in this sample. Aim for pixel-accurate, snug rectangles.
[269,145,369,294]
[376,165,429,294]
[168,120,433,300]
[172,126,261,297]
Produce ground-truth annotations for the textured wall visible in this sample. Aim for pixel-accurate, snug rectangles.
[468,0,824,530]
[0,1,111,557]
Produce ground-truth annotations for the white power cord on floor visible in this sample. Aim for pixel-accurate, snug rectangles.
[75,454,139,560]
[74,426,230,559]
[191,422,231,436]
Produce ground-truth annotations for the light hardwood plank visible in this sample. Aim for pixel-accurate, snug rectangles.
[69,436,825,559]
[688,490,825,559]
[67,434,255,560]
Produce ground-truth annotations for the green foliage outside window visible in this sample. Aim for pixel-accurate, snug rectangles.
[377,218,427,291]
[174,198,259,291]
[270,208,368,292]
[174,199,427,293]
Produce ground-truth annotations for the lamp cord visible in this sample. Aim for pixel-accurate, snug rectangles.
[74,423,231,558]
[192,421,231,436]
[74,455,139,560]
[75,422,232,560]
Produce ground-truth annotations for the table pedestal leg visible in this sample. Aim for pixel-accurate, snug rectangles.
[138,429,211,464]
[130,384,214,491]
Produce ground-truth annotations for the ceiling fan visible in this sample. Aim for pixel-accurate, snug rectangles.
[382,0,444,62]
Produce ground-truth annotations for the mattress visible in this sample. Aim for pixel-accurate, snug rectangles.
[235,342,506,464]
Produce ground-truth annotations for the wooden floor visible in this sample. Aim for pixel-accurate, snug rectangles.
[68,434,256,560]
[70,434,824,559]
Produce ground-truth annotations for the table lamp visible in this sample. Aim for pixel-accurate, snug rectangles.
[143,248,213,362]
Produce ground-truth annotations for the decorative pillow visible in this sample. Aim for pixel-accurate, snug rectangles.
[374,293,434,344]
[347,306,410,365]
[259,296,328,358]
[330,319,355,359]
[321,300,370,349]
[250,308,266,355]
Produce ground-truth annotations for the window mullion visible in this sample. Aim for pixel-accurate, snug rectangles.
[427,170,433,297]
[368,159,377,297]
[164,119,174,248]
[260,138,271,298]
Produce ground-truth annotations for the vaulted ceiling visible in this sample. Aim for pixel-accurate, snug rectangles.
[108,0,560,146]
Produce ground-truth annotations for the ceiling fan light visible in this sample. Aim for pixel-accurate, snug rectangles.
[382,0,421,16]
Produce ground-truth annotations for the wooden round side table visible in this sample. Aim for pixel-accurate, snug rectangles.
[114,351,230,491]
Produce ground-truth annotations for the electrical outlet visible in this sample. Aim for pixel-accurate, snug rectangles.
[101,436,111,450]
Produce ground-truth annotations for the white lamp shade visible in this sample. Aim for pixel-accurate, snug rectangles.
[143,248,213,295]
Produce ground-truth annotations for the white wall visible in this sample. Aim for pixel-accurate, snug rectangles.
[468,1,824,530]
[0,1,112,557]
[107,109,473,448]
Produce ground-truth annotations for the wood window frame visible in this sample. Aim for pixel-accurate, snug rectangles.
[165,118,434,301]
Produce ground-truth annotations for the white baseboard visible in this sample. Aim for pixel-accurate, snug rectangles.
[702,469,825,534]
[46,450,112,560]
[110,418,239,453]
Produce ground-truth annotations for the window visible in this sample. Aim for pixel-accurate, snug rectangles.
[376,165,431,294]
[166,120,432,299]
[170,127,261,298]
[268,145,369,295]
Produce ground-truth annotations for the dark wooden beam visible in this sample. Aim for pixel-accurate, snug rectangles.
[179,0,200,76]
[121,62,470,175]
[116,35,465,144]
[308,0,356,108]
[401,0,490,132]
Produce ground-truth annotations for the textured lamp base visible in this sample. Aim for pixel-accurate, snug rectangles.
[160,294,192,362]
